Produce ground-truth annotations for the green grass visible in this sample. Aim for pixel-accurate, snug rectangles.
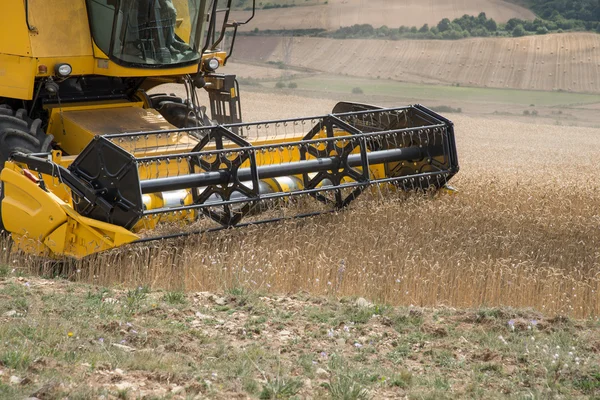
[284,75,600,107]
[259,376,303,399]
[1,275,599,398]
[161,290,187,305]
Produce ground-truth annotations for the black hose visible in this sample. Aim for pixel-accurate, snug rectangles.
[24,0,37,32]
[28,80,44,117]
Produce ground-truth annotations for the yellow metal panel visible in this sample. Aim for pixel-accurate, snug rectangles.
[27,0,93,58]
[91,42,109,60]
[44,101,201,163]
[0,55,36,99]
[44,223,68,255]
[58,211,140,258]
[1,166,68,241]
[92,42,200,76]
[91,42,202,77]
[2,162,139,258]
[65,107,173,134]
[45,102,159,155]
[0,0,32,57]
[94,56,200,77]
[45,101,146,112]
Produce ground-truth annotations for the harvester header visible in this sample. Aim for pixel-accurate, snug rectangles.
[4,103,458,257]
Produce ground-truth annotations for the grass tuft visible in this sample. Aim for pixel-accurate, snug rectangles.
[0,348,32,370]
[162,290,187,305]
[325,374,370,400]
[259,377,303,399]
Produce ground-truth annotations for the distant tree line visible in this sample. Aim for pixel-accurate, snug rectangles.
[236,0,329,11]
[241,7,600,40]
[323,11,600,40]
[244,28,327,36]
[527,0,600,22]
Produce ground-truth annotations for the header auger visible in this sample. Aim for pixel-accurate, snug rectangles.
[0,1,459,258]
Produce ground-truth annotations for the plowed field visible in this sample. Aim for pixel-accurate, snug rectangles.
[236,33,600,93]
[234,0,535,31]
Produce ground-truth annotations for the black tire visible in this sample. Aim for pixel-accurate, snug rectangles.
[0,105,53,232]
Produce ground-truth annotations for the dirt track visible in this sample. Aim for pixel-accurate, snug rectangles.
[234,0,535,31]
[235,33,600,93]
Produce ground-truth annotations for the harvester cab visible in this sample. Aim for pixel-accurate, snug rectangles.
[0,0,459,259]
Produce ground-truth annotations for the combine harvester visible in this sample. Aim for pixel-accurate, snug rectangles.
[0,0,459,258]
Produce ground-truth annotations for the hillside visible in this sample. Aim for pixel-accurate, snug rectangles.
[233,0,536,31]
[234,33,600,93]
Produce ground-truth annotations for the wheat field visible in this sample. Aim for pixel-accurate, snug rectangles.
[4,92,600,318]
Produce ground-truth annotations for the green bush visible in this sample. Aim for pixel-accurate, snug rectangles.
[351,87,363,94]
[485,18,498,32]
[536,26,549,35]
[287,82,298,89]
[430,105,462,113]
[262,3,297,9]
[275,81,286,89]
[512,25,526,37]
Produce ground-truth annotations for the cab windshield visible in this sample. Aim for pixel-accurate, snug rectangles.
[86,0,206,67]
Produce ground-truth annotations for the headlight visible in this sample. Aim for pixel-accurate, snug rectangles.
[55,63,72,78]
[204,58,220,72]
